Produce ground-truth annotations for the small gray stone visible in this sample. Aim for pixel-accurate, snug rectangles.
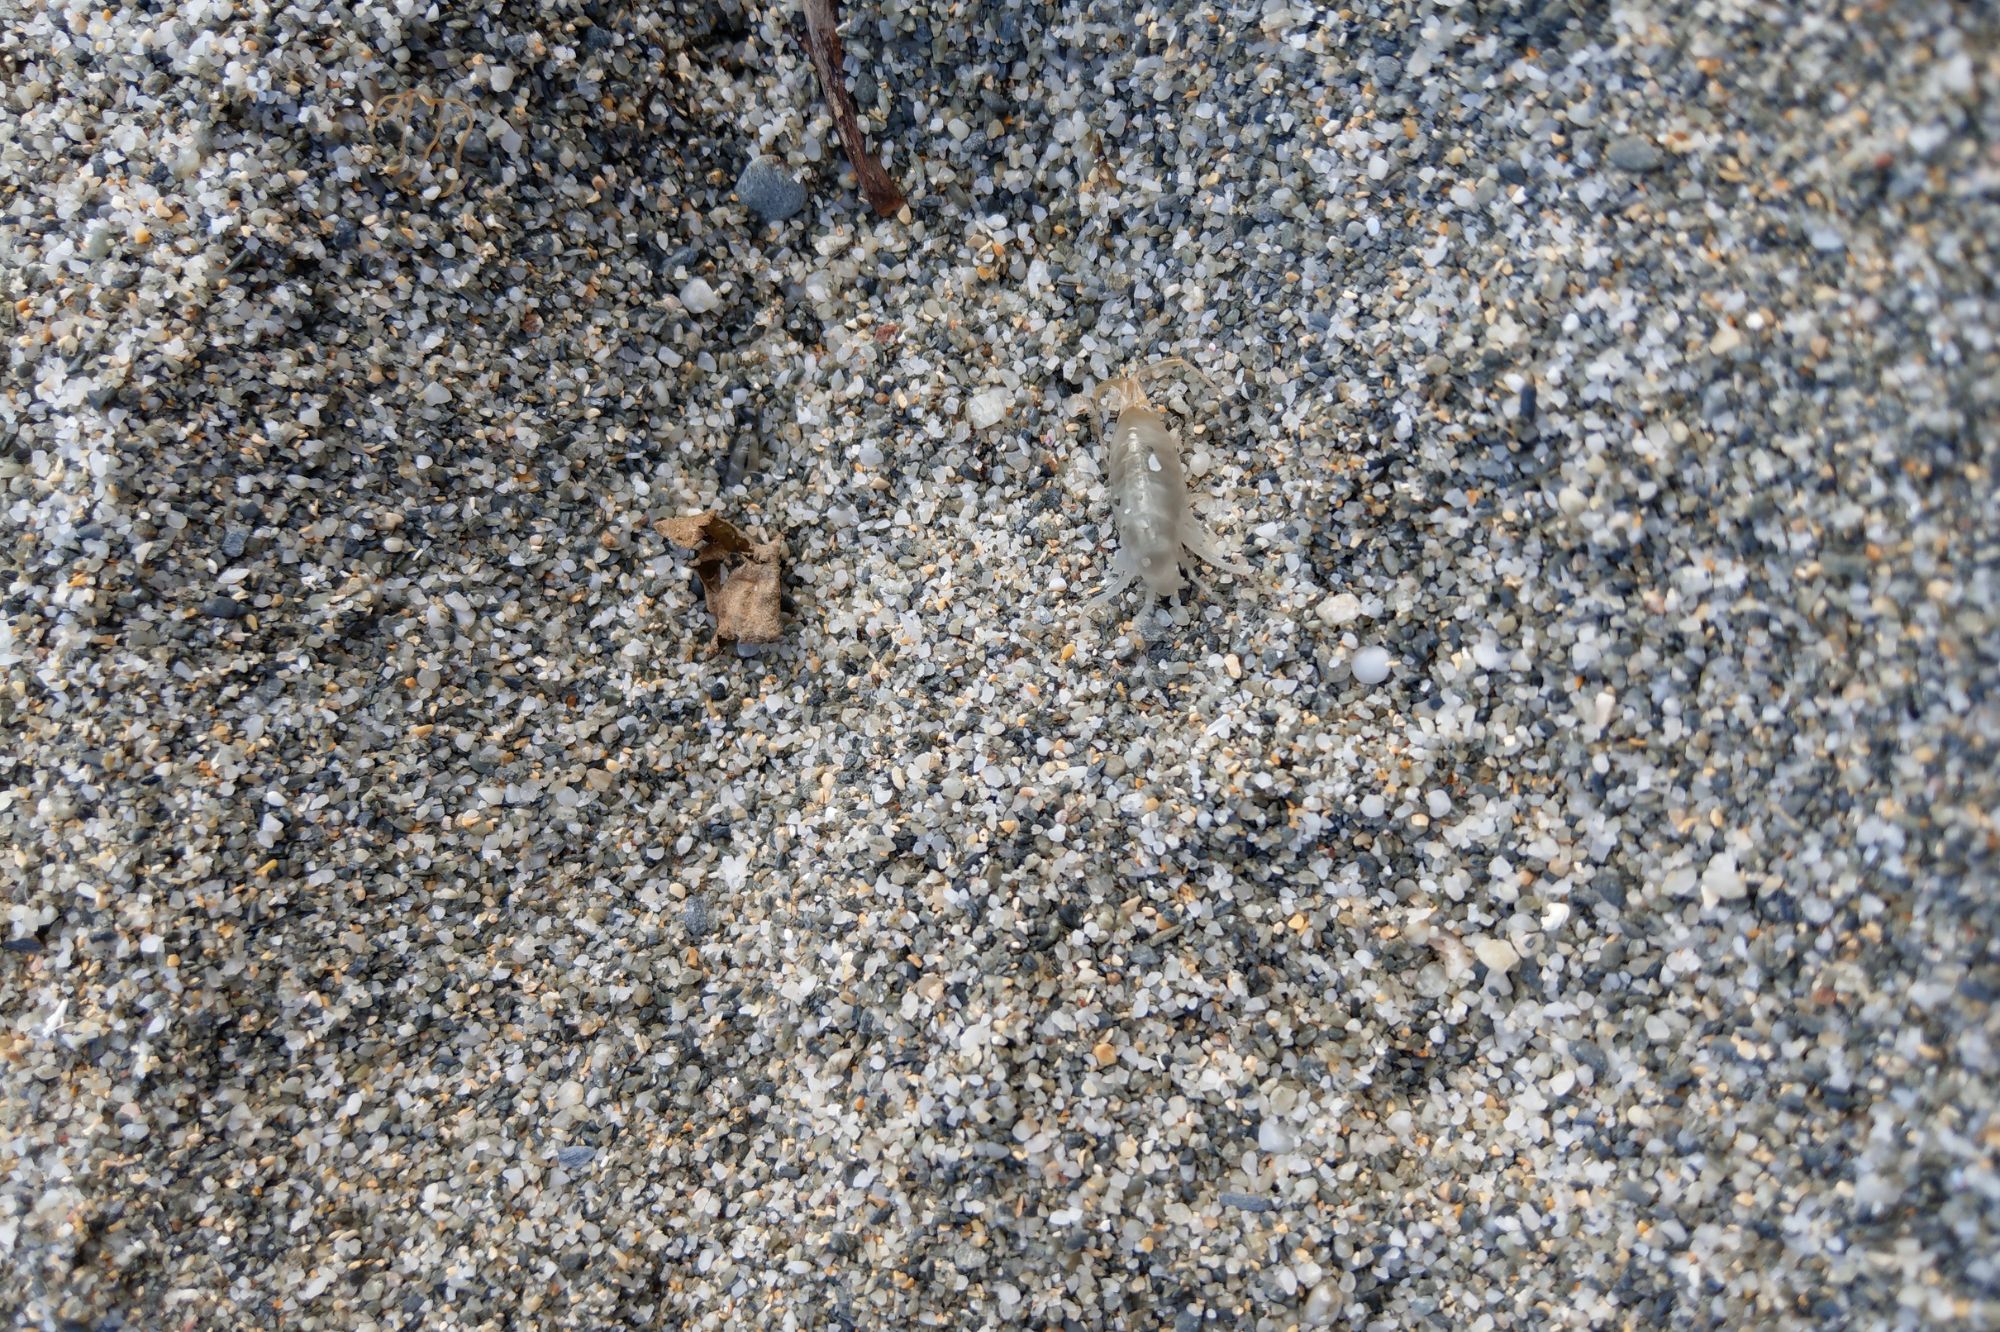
[556,1146,595,1169]
[1607,135,1664,172]
[736,156,807,222]
[1217,1191,1276,1212]
[200,596,247,619]
[684,896,713,938]
[221,528,248,559]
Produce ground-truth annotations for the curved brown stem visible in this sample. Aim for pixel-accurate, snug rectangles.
[801,0,906,218]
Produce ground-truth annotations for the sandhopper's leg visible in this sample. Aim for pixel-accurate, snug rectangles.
[1183,520,1253,577]
[1085,549,1139,617]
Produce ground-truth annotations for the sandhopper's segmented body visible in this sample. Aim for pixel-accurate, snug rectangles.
[1088,360,1251,616]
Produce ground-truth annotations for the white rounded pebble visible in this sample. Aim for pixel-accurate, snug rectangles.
[966,388,1011,429]
[680,278,719,314]
[1360,793,1386,819]
[1351,647,1392,685]
[1316,591,1362,625]
[489,64,515,92]
[1471,937,1520,974]
[1257,1118,1299,1153]
[1426,789,1451,818]
[1700,852,1745,907]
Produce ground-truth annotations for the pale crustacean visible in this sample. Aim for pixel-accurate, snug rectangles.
[1084,358,1252,617]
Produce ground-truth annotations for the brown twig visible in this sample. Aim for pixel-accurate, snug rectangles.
[800,0,906,218]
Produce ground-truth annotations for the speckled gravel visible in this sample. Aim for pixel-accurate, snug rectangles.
[3,2,1997,1329]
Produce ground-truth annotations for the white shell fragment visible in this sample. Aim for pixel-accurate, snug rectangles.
[966,388,1012,429]
[680,278,720,313]
[1471,937,1521,975]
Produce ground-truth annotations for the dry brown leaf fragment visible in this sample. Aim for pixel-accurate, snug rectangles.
[711,549,782,643]
[659,513,784,644]
[659,512,754,561]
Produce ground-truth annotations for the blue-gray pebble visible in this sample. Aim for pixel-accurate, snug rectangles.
[1607,135,1664,172]
[736,156,806,222]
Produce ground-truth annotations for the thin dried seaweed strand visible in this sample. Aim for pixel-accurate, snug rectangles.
[370,91,475,199]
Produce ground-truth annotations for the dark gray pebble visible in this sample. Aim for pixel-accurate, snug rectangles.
[200,596,248,619]
[736,156,807,223]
